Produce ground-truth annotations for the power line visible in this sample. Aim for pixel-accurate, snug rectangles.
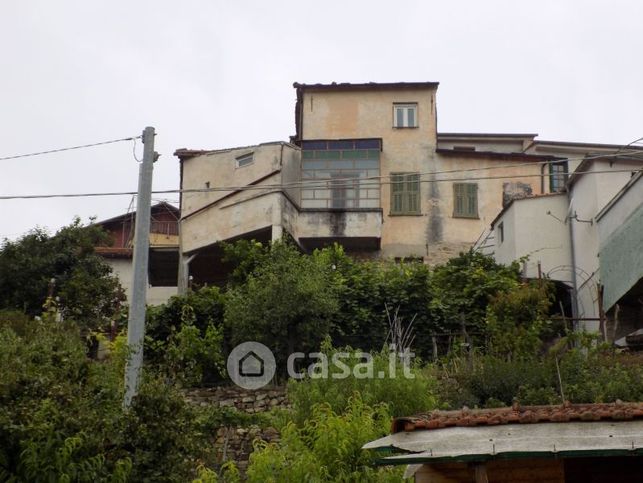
[0,135,141,161]
[180,146,643,200]
[1,167,640,201]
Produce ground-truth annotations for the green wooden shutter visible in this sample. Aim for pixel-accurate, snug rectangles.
[466,184,478,217]
[391,174,404,214]
[454,183,464,216]
[406,174,420,213]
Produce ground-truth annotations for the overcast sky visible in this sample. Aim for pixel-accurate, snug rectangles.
[1,0,641,241]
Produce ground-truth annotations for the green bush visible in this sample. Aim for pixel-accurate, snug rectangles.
[437,344,643,409]
[146,286,227,386]
[0,219,124,330]
[0,315,218,482]
[246,395,402,482]
[288,341,437,425]
[225,241,339,369]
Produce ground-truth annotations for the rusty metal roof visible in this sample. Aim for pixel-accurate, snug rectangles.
[391,402,643,434]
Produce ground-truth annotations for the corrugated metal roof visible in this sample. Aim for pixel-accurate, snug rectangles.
[363,402,643,464]
[364,420,643,463]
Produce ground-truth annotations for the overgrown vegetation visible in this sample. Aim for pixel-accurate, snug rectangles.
[247,396,402,482]
[2,227,640,482]
[0,219,124,331]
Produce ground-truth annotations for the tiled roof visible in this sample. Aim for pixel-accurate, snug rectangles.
[392,401,643,433]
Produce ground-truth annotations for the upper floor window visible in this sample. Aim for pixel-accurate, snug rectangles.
[393,103,418,128]
[236,152,254,168]
[390,173,420,215]
[453,183,478,218]
[549,161,568,192]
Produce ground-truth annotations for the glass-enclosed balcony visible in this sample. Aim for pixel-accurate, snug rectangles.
[300,139,381,209]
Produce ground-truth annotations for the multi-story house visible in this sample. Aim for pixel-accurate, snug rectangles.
[174,81,642,330]
[176,82,563,284]
[94,201,179,305]
[491,155,643,338]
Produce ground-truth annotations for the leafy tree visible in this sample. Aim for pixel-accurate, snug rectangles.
[224,241,339,368]
[429,251,521,352]
[145,286,227,385]
[0,218,123,330]
[0,315,131,481]
[147,286,226,343]
[0,313,220,482]
[221,239,270,286]
[162,304,225,386]
[315,245,434,354]
[246,396,402,482]
[486,281,557,360]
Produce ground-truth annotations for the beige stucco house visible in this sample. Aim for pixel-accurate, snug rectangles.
[175,82,576,286]
[174,81,643,331]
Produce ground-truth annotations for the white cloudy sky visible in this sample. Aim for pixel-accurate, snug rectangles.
[1,0,641,240]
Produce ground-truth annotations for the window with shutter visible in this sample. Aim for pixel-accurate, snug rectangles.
[453,183,478,218]
[390,172,420,215]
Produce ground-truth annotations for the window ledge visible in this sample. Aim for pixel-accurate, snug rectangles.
[389,212,423,217]
[452,214,480,220]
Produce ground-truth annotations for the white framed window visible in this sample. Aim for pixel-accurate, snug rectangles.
[393,103,418,128]
[236,152,254,168]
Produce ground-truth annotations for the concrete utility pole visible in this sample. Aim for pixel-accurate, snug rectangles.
[124,126,156,408]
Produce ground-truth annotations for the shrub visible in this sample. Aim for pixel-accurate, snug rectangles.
[225,241,339,370]
[288,340,437,425]
[246,395,402,482]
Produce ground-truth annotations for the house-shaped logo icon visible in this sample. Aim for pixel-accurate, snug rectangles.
[239,350,264,378]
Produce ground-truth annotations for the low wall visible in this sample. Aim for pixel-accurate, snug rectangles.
[184,385,288,413]
[185,385,289,474]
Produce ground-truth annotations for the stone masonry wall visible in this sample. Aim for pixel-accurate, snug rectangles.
[185,385,288,474]
[185,385,288,413]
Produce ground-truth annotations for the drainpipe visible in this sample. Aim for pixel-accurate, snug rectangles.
[540,162,548,194]
[566,188,580,328]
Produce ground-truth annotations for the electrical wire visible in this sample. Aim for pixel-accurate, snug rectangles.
[1,167,640,201]
[175,146,643,197]
[0,136,141,161]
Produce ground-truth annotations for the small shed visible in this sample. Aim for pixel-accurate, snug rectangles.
[363,402,643,482]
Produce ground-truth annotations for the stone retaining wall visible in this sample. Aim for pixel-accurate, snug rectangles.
[185,385,289,474]
[185,385,289,413]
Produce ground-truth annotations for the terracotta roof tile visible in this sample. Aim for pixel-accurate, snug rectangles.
[392,402,643,433]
